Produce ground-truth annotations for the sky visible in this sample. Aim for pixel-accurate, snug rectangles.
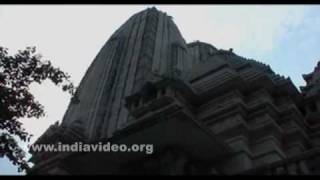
[0,5,320,175]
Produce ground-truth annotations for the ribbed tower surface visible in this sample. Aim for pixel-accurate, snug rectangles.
[61,7,192,140]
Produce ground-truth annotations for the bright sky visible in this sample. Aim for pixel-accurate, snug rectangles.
[0,5,320,175]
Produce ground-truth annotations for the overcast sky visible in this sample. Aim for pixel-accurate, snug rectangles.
[0,5,320,175]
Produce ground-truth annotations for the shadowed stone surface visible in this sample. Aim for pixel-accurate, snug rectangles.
[29,8,320,175]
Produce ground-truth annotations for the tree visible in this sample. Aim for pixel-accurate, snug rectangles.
[0,46,75,173]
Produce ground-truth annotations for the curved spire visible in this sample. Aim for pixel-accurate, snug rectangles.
[60,7,192,140]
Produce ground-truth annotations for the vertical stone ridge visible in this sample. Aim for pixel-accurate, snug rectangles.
[104,15,139,138]
[89,36,126,139]
[133,8,159,93]
[101,9,148,137]
[86,39,118,138]
[115,13,142,130]
[152,11,164,74]
[89,15,140,139]
[117,10,148,132]
[159,12,169,75]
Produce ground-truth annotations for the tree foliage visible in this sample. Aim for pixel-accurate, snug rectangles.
[0,46,75,172]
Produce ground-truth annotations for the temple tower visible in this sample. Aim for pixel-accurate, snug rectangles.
[60,7,192,141]
[29,8,320,175]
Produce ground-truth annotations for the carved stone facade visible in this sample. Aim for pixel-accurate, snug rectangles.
[28,8,320,175]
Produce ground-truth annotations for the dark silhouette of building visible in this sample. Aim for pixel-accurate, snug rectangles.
[28,8,320,175]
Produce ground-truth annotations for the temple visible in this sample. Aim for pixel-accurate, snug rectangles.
[28,8,320,175]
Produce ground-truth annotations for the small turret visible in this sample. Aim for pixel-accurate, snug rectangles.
[300,61,320,147]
